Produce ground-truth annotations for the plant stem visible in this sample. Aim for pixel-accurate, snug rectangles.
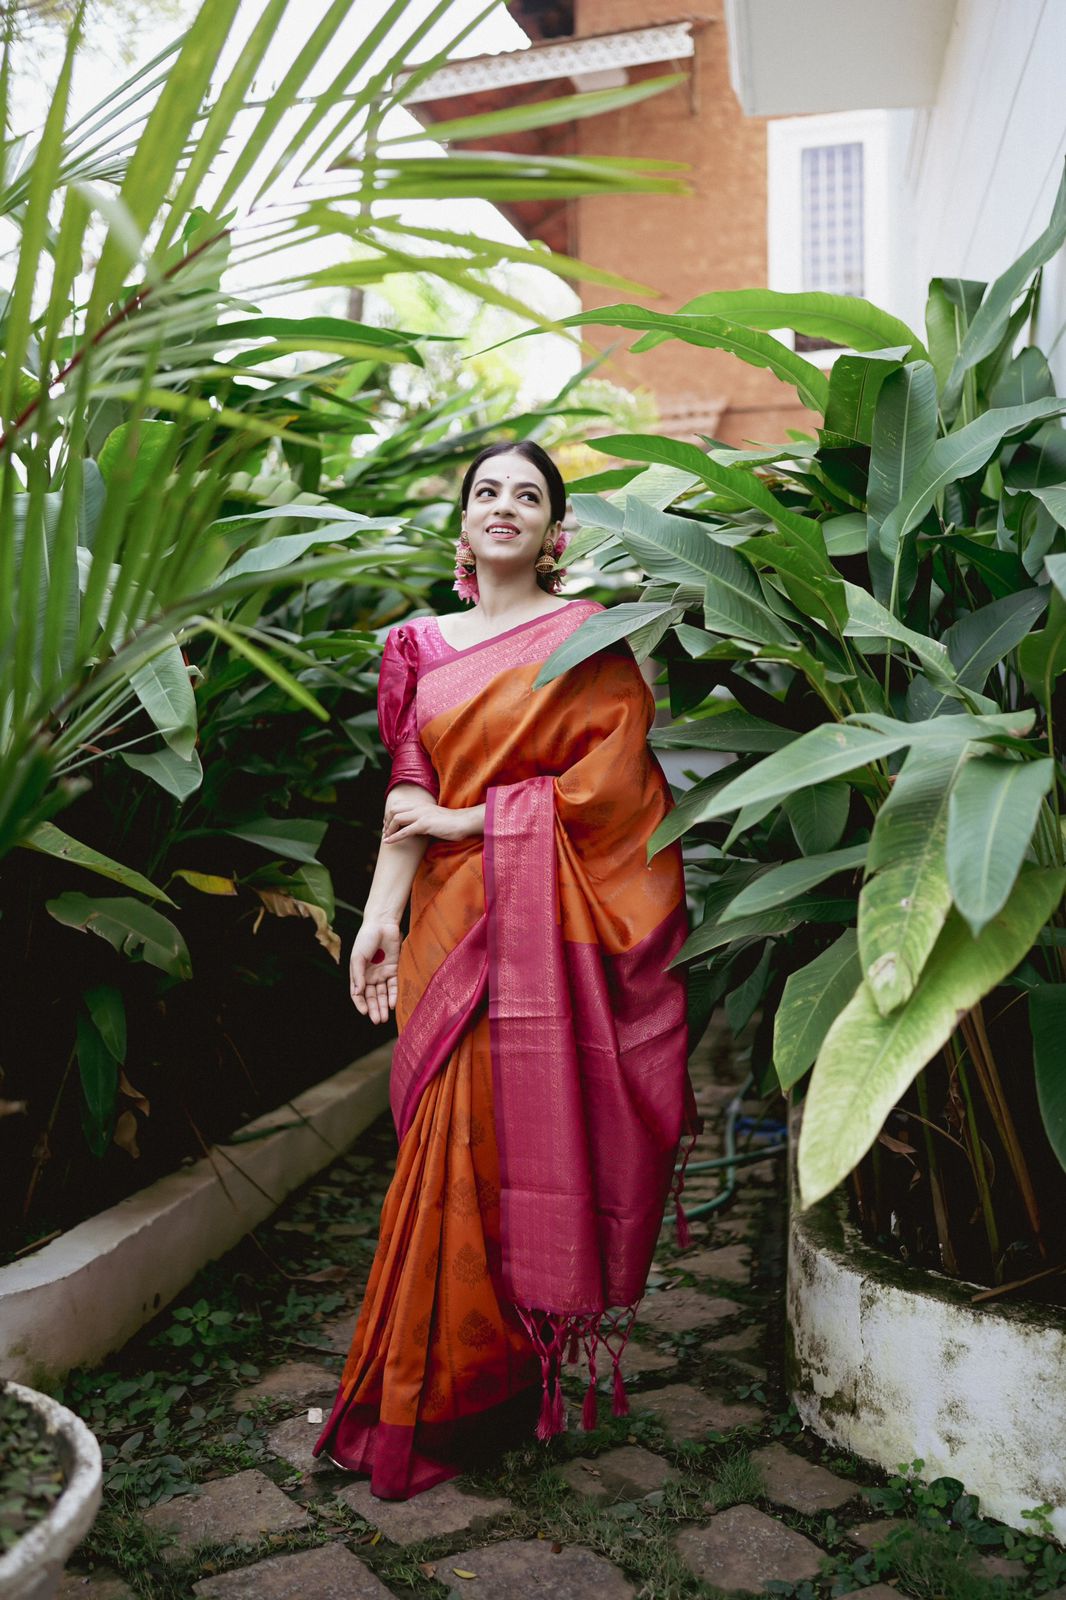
[960,1004,1045,1257]
[955,1051,1001,1279]
[915,1068,959,1276]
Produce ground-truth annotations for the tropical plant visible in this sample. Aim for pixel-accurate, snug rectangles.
[0,0,685,1242]
[537,162,1066,1291]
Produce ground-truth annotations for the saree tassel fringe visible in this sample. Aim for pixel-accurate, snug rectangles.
[670,1108,703,1248]
[612,1360,629,1418]
[517,1303,640,1440]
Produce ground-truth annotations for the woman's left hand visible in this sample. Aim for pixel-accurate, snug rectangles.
[383,798,481,844]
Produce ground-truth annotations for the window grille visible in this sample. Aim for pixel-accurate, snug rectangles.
[797,141,864,350]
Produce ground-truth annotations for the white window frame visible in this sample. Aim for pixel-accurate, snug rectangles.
[767,110,895,368]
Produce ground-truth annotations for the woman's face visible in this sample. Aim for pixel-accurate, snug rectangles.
[463,452,557,576]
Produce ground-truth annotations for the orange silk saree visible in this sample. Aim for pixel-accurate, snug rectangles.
[313,600,697,1498]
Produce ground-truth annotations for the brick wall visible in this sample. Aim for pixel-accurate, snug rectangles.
[571,0,814,447]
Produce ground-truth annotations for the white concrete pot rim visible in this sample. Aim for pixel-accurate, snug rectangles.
[804,1184,1066,1333]
[0,1381,102,1588]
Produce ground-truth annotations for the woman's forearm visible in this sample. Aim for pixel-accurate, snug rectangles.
[364,833,427,920]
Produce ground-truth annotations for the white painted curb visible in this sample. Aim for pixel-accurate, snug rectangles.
[789,1170,1066,1539]
[0,1044,393,1386]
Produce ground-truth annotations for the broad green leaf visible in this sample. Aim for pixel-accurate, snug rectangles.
[878,399,1066,563]
[84,983,126,1064]
[47,892,193,980]
[130,637,196,758]
[670,624,758,662]
[942,159,1066,416]
[1030,985,1066,1175]
[823,351,907,447]
[628,288,925,360]
[21,822,173,903]
[821,514,867,556]
[858,745,964,1015]
[799,867,1066,1207]
[783,782,851,855]
[721,844,866,920]
[849,707,1036,743]
[562,305,829,413]
[842,582,955,684]
[225,817,327,865]
[866,361,938,602]
[914,588,1051,720]
[1018,589,1066,706]
[97,421,176,499]
[773,931,860,1091]
[1030,485,1066,528]
[221,522,365,581]
[621,499,792,645]
[647,768,742,856]
[536,601,678,686]
[1047,551,1066,599]
[924,277,984,392]
[650,709,793,754]
[593,435,828,550]
[674,896,854,964]
[685,724,911,824]
[76,1009,119,1159]
[121,746,203,802]
[946,756,1054,935]
[628,604,686,662]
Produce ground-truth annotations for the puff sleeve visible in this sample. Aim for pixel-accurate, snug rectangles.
[377,625,439,799]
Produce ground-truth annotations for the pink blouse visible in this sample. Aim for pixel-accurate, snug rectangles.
[376,618,448,799]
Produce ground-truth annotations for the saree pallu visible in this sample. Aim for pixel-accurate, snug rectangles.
[313,600,697,1498]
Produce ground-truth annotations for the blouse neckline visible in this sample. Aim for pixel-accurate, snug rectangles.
[429,599,597,660]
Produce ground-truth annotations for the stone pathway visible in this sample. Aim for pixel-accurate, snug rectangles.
[57,1019,1047,1598]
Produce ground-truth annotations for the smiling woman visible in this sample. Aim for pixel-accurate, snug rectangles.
[312,442,699,1499]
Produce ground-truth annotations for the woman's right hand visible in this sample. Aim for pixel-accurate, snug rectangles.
[350,918,402,1023]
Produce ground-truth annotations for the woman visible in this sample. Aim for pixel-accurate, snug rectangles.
[313,441,697,1500]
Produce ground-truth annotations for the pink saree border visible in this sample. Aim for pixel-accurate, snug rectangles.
[390,914,488,1142]
[416,599,602,732]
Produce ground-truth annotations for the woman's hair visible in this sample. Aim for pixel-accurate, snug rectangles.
[459,440,567,526]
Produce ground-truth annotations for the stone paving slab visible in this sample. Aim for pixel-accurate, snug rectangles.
[233,1362,339,1412]
[670,1244,751,1283]
[980,1552,1030,1583]
[615,1341,675,1376]
[847,1517,906,1550]
[713,1329,764,1355]
[635,1288,742,1335]
[265,1414,334,1475]
[632,1382,763,1441]
[556,1445,676,1503]
[676,1504,824,1591]
[58,1570,137,1598]
[840,1587,907,1599]
[337,1478,511,1543]
[192,1543,391,1597]
[443,1539,634,1598]
[144,1468,310,1560]
[750,1443,858,1513]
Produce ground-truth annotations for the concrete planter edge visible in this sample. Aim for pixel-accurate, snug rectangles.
[0,1043,393,1386]
[788,1151,1066,1539]
[0,1381,103,1600]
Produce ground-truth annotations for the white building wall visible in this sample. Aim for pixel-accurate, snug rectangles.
[763,0,1066,386]
[901,0,1066,383]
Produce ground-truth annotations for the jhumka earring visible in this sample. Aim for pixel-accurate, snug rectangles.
[534,530,558,574]
[453,529,479,603]
[456,530,476,571]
